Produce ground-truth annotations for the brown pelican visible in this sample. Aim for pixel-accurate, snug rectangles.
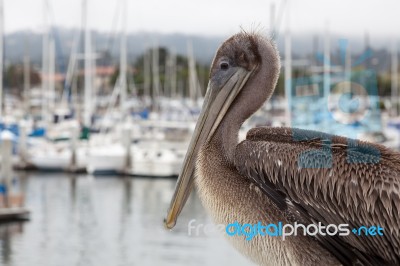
[164,31,400,266]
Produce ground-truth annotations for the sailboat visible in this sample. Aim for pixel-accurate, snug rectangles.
[26,0,90,171]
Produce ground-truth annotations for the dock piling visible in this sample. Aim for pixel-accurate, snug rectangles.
[122,124,132,174]
[1,130,13,208]
[18,121,28,168]
[69,122,79,172]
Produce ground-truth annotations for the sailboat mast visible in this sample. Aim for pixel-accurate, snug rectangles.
[119,0,127,115]
[83,0,92,127]
[48,38,55,123]
[143,45,150,99]
[187,40,198,103]
[23,39,31,115]
[41,0,50,124]
[284,1,292,126]
[164,52,171,98]
[270,3,275,37]
[0,0,3,119]
[392,41,398,116]
[152,40,160,110]
[323,22,330,128]
[345,43,351,90]
[170,49,177,98]
[62,26,80,109]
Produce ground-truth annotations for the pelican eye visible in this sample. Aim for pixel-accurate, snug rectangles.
[220,62,229,70]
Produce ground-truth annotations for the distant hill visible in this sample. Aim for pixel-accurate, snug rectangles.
[3,27,395,74]
[4,28,225,68]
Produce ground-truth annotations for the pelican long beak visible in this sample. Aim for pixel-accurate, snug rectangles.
[164,67,255,229]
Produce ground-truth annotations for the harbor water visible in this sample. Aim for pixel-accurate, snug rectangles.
[0,172,252,266]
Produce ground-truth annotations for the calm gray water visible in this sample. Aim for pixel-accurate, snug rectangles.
[0,172,253,266]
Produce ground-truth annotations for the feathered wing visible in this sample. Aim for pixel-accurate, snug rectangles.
[234,127,400,266]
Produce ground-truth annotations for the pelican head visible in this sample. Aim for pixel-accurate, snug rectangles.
[165,32,280,229]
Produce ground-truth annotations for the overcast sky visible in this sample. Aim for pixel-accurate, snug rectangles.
[3,0,400,41]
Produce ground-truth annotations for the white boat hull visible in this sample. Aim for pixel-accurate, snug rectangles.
[86,144,185,177]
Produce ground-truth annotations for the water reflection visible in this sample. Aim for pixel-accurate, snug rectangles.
[0,172,252,266]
